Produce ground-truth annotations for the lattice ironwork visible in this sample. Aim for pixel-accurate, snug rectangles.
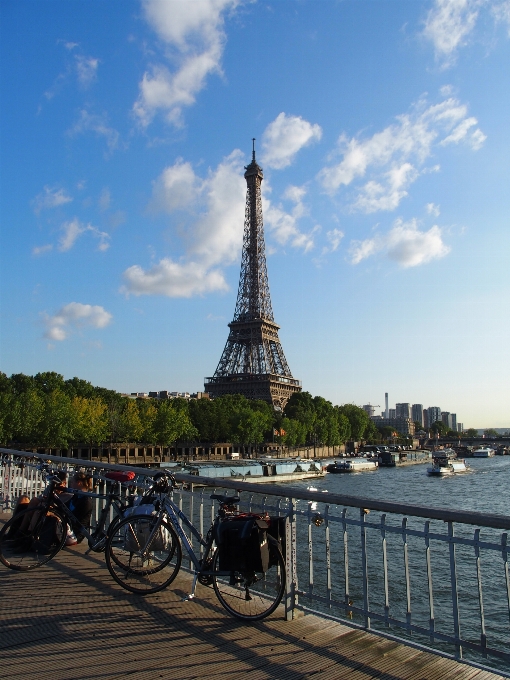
[205,141,301,409]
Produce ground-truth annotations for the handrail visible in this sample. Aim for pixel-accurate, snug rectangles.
[2,447,509,529]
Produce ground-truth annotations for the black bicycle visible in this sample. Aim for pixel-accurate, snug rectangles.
[0,464,134,571]
[105,472,287,621]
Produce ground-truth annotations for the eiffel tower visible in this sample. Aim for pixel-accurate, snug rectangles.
[204,140,302,409]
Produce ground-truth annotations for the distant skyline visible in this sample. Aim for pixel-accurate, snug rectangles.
[1,1,509,428]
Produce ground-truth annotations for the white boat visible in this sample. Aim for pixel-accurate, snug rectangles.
[472,447,495,458]
[326,458,378,473]
[449,458,470,473]
[427,459,455,476]
[427,455,470,475]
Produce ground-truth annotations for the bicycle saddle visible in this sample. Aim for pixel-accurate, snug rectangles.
[210,494,240,505]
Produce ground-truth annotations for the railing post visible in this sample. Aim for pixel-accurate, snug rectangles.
[424,521,435,643]
[448,521,462,659]
[402,517,412,631]
[325,505,332,610]
[342,508,350,619]
[380,514,390,627]
[360,507,370,629]
[285,499,298,620]
[502,533,510,630]
[307,502,314,600]
[473,528,487,657]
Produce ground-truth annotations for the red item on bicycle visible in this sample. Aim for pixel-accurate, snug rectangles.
[104,471,136,483]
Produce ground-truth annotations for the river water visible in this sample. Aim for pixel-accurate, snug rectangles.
[271,455,510,674]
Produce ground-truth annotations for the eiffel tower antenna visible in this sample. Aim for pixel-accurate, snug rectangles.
[204,141,302,409]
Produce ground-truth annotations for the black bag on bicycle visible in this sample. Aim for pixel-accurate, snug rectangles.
[267,516,287,567]
[217,516,269,573]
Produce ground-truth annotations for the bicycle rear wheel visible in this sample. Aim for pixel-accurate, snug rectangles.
[0,507,66,571]
[212,536,286,621]
[105,515,182,594]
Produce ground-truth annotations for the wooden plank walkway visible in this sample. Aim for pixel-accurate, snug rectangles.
[0,520,505,680]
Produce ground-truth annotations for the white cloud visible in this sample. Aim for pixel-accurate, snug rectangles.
[58,218,110,252]
[325,229,344,252]
[492,0,510,34]
[148,159,200,212]
[134,0,240,127]
[426,202,441,216]
[423,0,481,65]
[318,95,485,212]
[32,186,73,214]
[261,113,322,169]
[68,110,120,152]
[32,244,54,256]
[122,150,245,297]
[440,115,486,148]
[122,259,228,298]
[75,55,99,87]
[264,185,316,252]
[350,219,450,267]
[43,302,112,341]
[99,188,111,212]
[44,46,99,100]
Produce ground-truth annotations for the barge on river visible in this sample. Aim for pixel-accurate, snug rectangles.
[173,459,325,484]
[326,458,378,473]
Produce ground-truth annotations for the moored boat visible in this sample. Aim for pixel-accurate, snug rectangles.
[472,447,495,458]
[326,458,378,473]
[178,459,325,484]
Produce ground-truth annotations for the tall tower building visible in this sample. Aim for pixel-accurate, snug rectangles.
[428,406,442,426]
[412,404,424,427]
[204,141,301,409]
[396,403,411,419]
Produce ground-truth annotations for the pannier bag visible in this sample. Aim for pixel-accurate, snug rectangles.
[267,516,287,567]
[217,516,269,573]
[122,506,168,553]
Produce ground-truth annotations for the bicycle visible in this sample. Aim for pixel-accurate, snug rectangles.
[0,464,135,571]
[105,472,287,621]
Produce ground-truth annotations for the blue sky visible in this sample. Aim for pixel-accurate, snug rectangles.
[1,0,509,428]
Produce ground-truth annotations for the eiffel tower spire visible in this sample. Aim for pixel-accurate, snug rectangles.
[204,140,302,409]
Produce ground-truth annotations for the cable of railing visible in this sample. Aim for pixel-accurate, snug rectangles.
[1,447,510,529]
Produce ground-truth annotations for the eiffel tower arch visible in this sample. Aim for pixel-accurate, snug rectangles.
[204,141,302,410]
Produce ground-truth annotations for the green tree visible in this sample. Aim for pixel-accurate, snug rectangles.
[118,399,144,442]
[465,428,478,437]
[9,389,44,444]
[71,396,109,445]
[139,400,158,443]
[36,389,74,447]
[285,392,316,436]
[230,408,272,451]
[337,404,370,440]
[153,401,198,445]
[484,428,498,437]
[0,392,13,444]
[34,371,66,394]
[430,421,448,436]
[280,417,307,447]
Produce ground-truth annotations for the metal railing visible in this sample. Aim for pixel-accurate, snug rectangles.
[1,448,509,677]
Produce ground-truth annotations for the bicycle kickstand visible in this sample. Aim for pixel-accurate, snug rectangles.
[182,573,199,602]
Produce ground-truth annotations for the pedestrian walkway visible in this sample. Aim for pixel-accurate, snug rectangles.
[0,517,505,680]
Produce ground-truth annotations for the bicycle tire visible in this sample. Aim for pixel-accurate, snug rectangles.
[88,514,122,552]
[0,507,67,571]
[212,535,286,621]
[105,514,182,594]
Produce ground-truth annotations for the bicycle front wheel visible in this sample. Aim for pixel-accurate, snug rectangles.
[0,507,66,571]
[105,515,182,594]
[212,536,286,621]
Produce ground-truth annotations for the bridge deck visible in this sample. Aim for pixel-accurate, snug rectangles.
[0,521,505,680]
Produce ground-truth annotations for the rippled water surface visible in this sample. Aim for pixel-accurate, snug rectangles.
[274,456,510,674]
